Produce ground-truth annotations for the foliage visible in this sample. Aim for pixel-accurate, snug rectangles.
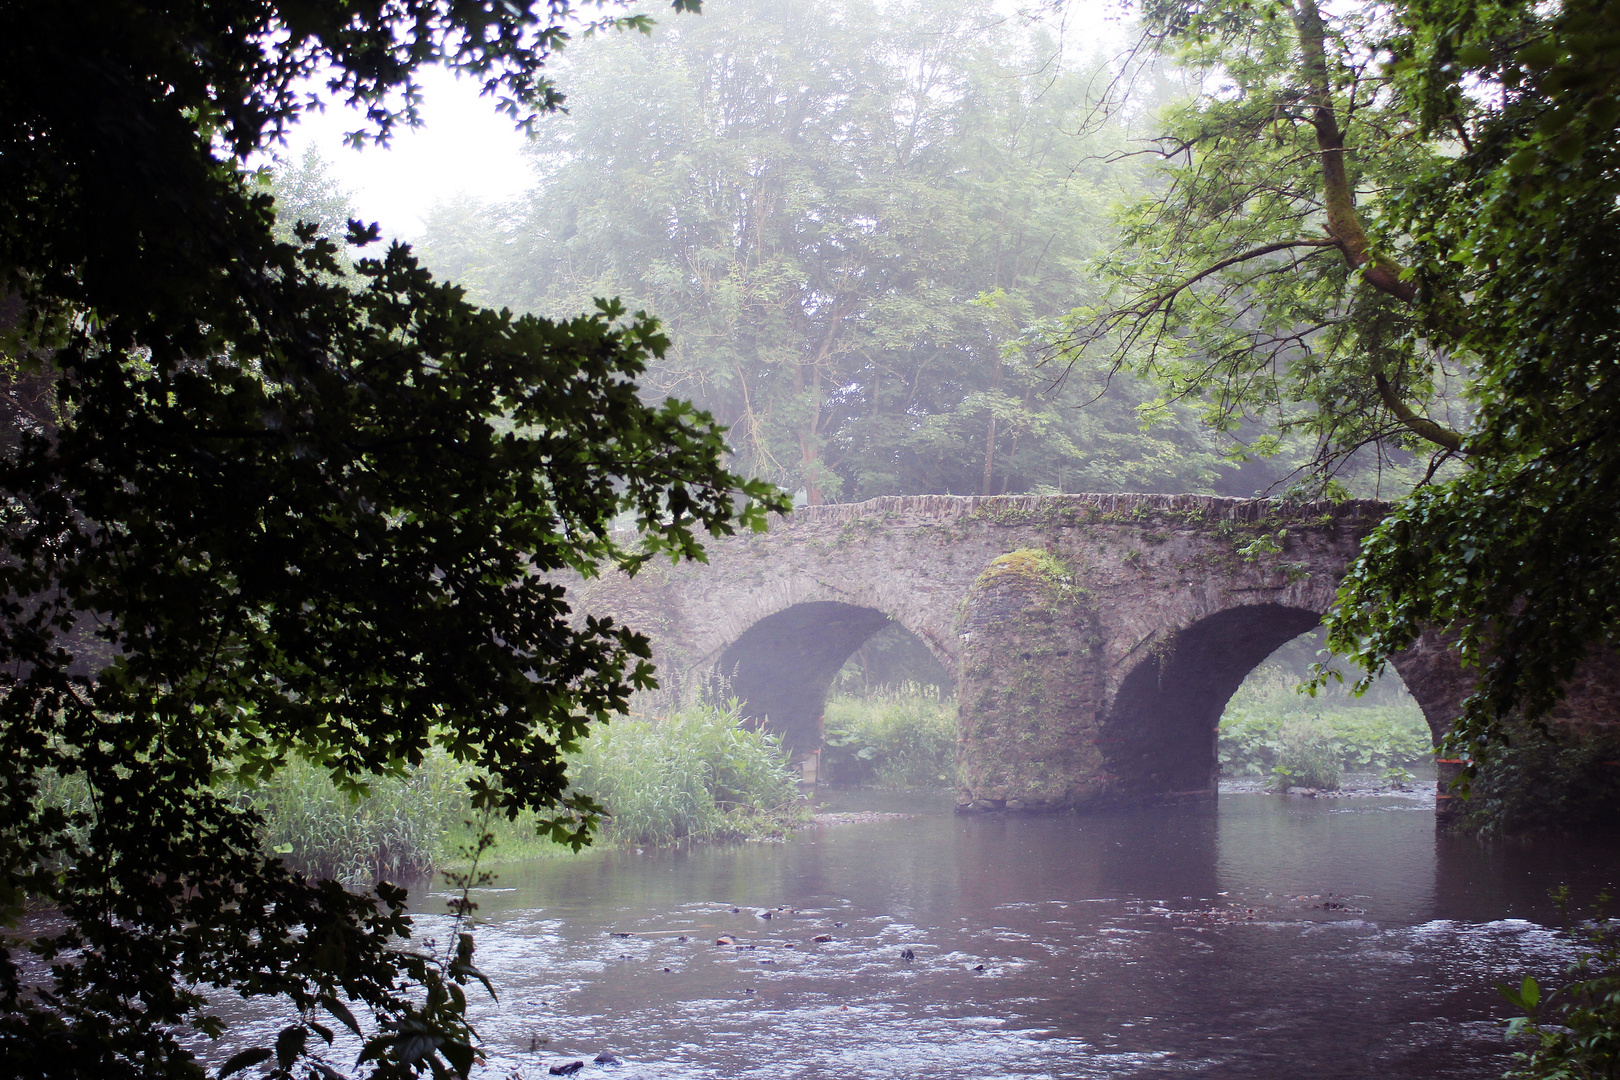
[565,702,807,846]
[247,754,503,886]
[1052,0,1465,493]
[1501,891,1620,1080]
[822,686,958,789]
[1217,658,1434,778]
[424,0,1294,503]
[1220,707,1433,780]
[1067,0,1620,770]
[1459,725,1620,838]
[0,1,794,1077]
[1321,0,1620,761]
[1267,721,1344,791]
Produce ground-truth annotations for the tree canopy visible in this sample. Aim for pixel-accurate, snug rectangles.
[421,0,1335,504]
[1066,0,1620,748]
[0,2,782,1078]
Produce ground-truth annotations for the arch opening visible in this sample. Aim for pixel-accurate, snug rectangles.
[714,601,908,760]
[1218,627,1430,788]
[1102,604,1322,802]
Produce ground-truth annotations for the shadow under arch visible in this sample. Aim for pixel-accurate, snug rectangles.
[715,600,906,758]
[1102,603,1323,803]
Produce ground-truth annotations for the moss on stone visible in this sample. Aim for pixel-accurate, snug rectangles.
[971,548,1075,593]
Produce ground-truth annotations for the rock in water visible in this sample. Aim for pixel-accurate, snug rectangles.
[549,1062,585,1076]
[593,1052,621,1065]
[812,934,833,943]
[715,936,734,946]
[900,948,916,960]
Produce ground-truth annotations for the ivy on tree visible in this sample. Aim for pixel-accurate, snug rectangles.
[0,2,783,1079]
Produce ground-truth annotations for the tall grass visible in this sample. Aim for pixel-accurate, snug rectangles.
[32,703,807,886]
[567,701,806,846]
[248,753,479,885]
[822,684,957,788]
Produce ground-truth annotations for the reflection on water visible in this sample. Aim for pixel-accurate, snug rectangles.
[248,791,1620,1079]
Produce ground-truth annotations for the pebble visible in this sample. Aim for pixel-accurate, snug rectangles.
[715,936,733,946]
[812,934,833,943]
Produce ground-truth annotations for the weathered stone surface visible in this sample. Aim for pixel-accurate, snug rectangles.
[957,549,1105,811]
[571,493,1619,814]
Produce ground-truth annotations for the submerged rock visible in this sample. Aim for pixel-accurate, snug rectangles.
[549,1062,584,1076]
[593,1051,621,1065]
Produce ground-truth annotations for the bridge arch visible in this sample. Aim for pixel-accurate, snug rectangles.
[714,600,905,758]
[1101,603,1324,802]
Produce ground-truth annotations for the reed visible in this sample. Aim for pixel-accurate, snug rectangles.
[567,701,806,846]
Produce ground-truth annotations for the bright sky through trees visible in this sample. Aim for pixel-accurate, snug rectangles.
[270,0,1132,238]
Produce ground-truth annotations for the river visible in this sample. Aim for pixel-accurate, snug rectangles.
[379,787,1620,1080]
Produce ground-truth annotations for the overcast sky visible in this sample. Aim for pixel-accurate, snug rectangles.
[272,2,1131,240]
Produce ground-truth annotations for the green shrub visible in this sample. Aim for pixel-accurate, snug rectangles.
[32,704,808,885]
[1501,891,1620,1078]
[1221,705,1434,777]
[1270,720,1344,791]
[565,701,806,846]
[822,685,957,788]
[1218,661,1435,779]
[1460,725,1620,837]
[247,752,480,885]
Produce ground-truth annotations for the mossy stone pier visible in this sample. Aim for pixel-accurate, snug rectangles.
[572,494,1619,814]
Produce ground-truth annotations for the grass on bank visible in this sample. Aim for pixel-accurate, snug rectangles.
[38,702,808,886]
[267,702,806,881]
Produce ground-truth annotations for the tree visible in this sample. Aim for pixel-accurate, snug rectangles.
[1059,0,1620,751]
[0,2,782,1078]
[425,0,1253,504]
[1325,0,1620,749]
[1054,0,1468,490]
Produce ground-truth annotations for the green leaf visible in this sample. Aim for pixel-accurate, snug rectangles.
[217,1047,273,1079]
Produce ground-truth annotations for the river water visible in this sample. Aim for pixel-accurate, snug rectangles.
[392,788,1619,1080]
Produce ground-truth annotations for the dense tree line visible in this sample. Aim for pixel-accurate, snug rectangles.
[418,0,1389,503]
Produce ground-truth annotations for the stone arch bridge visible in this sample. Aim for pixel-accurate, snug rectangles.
[571,494,1609,813]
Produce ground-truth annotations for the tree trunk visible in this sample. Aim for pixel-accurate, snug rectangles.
[982,415,997,496]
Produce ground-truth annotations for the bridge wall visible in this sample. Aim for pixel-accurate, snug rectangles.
[570,494,1614,813]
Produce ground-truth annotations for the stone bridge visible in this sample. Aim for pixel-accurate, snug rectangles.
[571,493,1609,813]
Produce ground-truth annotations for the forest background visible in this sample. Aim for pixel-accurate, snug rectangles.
[278,0,1432,508]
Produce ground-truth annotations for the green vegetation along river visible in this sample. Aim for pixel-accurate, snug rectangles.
[228,789,1619,1078]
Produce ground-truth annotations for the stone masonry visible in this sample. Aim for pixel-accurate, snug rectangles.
[569,493,1617,813]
